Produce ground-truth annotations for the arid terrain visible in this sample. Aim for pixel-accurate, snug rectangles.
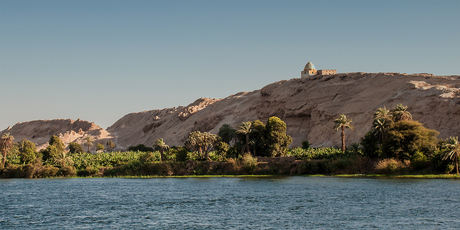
[2,72,460,150]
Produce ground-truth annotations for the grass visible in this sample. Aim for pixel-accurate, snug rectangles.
[335,174,460,179]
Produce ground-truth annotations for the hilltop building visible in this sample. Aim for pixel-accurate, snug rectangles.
[301,61,336,78]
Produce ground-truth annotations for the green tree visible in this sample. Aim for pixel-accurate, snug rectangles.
[218,124,236,144]
[69,142,84,153]
[236,121,253,155]
[333,114,354,153]
[20,148,36,164]
[17,138,37,153]
[41,145,59,164]
[84,136,94,153]
[49,135,65,153]
[107,140,116,151]
[186,131,204,159]
[186,131,218,160]
[263,116,292,157]
[154,138,169,162]
[202,132,218,161]
[96,143,104,152]
[360,130,380,158]
[382,120,438,159]
[441,136,460,174]
[0,133,15,167]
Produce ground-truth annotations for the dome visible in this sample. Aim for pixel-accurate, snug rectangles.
[304,61,316,71]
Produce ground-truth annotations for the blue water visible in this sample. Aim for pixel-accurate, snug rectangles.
[1,177,459,229]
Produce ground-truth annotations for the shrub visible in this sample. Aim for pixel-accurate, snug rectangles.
[374,158,409,175]
[96,143,104,152]
[58,166,77,177]
[215,142,229,159]
[139,152,158,163]
[302,141,310,150]
[39,165,59,177]
[175,147,189,162]
[410,151,428,171]
[128,144,154,152]
[242,154,257,173]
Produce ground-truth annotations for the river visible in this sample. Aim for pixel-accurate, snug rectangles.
[1,177,459,229]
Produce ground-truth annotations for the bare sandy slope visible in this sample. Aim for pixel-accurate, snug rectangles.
[2,72,460,150]
[106,72,460,149]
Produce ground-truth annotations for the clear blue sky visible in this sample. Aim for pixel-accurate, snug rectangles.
[1,0,459,130]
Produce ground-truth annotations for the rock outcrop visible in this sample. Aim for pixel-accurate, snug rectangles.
[2,72,460,150]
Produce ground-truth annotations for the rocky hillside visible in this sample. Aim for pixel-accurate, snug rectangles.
[0,119,114,150]
[2,72,460,150]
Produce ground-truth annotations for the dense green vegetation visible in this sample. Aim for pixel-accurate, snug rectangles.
[0,107,459,178]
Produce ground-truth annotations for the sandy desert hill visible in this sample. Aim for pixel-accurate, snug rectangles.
[2,72,460,151]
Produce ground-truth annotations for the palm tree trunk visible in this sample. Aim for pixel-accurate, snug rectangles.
[341,127,345,153]
[2,151,6,167]
[456,155,459,174]
[245,135,250,155]
[160,148,164,162]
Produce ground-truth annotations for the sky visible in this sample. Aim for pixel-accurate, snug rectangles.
[1,0,459,130]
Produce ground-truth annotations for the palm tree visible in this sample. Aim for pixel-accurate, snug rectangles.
[334,114,354,153]
[441,136,460,174]
[84,136,94,153]
[236,121,253,155]
[154,138,169,162]
[218,124,236,145]
[373,107,392,123]
[392,104,412,122]
[373,118,390,143]
[0,133,14,167]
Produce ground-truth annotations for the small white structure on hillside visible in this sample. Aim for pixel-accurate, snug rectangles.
[301,61,337,78]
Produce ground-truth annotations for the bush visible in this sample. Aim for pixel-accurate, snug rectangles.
[215,142,229,159]
[139,152,158,163]
[96,143,104,152]
[374,158,409,175]
[128,144,154,152]
[58,166,77,177]
[77,166,100,177]
[39,165,59,177]
[410,151,428,171]
[175,147,189,162]
[242,154,257,173]
[302,141,310,150]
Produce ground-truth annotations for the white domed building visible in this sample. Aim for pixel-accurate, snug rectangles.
[301,61,337,78]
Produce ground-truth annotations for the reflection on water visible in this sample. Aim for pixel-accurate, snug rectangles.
[1,177,460,229]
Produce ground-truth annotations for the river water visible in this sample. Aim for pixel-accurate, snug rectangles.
[1,177,459,229]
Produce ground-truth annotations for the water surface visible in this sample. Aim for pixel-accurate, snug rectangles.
[1,177,459,229]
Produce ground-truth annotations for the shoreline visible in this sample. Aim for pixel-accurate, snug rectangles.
[2,174,460,180]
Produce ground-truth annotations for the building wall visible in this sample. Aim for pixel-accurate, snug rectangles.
[317,69,337,75]
[301,69,317,78]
